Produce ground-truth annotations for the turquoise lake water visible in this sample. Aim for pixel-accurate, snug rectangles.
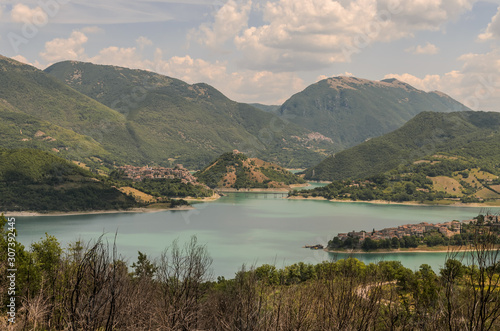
[14,192,498,278]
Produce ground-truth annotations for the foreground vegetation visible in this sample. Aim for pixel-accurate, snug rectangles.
[3,215,500,330]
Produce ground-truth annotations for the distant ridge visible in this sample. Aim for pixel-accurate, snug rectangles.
[277,76,470,150]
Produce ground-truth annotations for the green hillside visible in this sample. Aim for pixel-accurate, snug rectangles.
[304,111,500,181]
[249,103,280,112]
[0,108,113,170]
[293,155,500,204]
[44,60,335,168]
[0,148,137,212]
[295,111,500,204]
[278,76,470,150]
[0,56,146,165]
[195,151,306,189]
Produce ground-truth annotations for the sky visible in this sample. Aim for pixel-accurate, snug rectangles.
[1,0,500,110]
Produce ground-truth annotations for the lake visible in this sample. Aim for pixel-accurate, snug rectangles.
[14,192,498,278]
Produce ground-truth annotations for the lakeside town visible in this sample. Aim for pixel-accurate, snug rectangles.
[117,164,202,186]
[336,215,500,243]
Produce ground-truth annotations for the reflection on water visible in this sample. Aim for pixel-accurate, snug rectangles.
[14,191,498,278]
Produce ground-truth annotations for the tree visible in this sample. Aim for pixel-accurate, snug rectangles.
[362,238,378,251]
[391,237,400,249]
[131,251,157,279]
[155,236,212,329]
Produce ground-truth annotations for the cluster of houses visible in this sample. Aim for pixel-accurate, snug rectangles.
[336,219,479,242]
[117,164,200,185]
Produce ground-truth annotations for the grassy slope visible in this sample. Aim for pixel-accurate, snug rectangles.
[278,77,470,150]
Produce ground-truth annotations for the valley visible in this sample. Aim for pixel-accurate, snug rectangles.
[3,1,500,329]
[1,56,500,330]
[1,55,497,213]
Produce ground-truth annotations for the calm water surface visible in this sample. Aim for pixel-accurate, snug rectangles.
[15,192,498,278]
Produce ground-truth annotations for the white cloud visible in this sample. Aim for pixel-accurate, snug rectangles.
[193,0,252,50]
[383,73,445,91]
[229,70,305,104]
[38,31,151,70]
[55,41,304,104]
[316,72,354,82]
[316,75,329,82]
[378,0,475,32]
[338,71,354,77]
[136,36,153,49]
[230,0,476,71]
[81,26,104,34]
[18,0,175,24]
[40,31,88,63]
[10,54,43,69]
[154,53,227,82]
[405,42,439,55]
[11,4,48,24]
[478,6,500,40]
[384,48,500,111]
[148,51,304,104]
[89,46,147,70]
[11,55,31,65]
[36,33,297,104]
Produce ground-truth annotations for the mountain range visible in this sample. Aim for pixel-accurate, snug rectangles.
[43,60,335,168]
[0,55,474,174]
[0,56,335,170]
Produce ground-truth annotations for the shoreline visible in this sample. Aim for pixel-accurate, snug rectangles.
[324,246,494,254]
[218,183,310,193]
[3,205,194,217]
[288,196,500,208]
[176,192,221,202]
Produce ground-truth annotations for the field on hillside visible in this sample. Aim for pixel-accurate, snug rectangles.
[118,187,156,203]
[429,176,463,196]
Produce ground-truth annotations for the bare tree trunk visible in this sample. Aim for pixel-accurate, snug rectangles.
[154,236,212,330]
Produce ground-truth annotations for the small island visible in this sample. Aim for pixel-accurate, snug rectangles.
[326,214,500,253]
